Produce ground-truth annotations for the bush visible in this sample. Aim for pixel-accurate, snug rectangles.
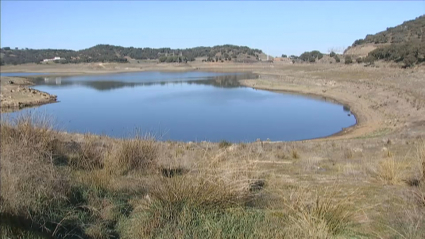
[334,55,340,63]
[367,41,425,68]
[356,57,363,63]
[345,56,353,64]
[299,50,323,62]
[330,51,336,57]
[364,55,376,65]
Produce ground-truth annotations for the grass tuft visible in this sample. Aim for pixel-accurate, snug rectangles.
[281,186,358,238]
[218,140,232,149]
[376,157,409,185]
[106,135,158,174]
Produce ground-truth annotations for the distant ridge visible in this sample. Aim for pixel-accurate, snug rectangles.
[0,44,263,65]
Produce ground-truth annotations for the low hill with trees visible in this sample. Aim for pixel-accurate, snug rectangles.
[0,44,263,65]
[345,15,425,67]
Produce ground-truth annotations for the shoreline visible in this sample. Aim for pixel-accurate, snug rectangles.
[238,83,360,141]
[1,68,360,142]
[1,62,424,142]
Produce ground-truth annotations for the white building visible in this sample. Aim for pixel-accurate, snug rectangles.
[43,56,62,62]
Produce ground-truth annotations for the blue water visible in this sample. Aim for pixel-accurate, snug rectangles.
[3,71,356,142]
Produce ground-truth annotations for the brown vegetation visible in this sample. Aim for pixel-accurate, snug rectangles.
[2,113,425,238]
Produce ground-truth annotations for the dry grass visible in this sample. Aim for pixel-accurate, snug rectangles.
[0,114,70,234]
[419,141,425,182]
[118,150,258,238]
[291,147,300,159]
[2,113,425,238]
[344,149,354,159]
[287,187,359,238]
[376,156,410,185]
[70,134,106,170]
[105,135,158,175]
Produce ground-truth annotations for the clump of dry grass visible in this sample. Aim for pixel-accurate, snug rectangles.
[118,152,258,238]
[344,149,354,159]
[0,114,70,225]
[277,186,358,238]
[291,147,300,159]
[70,135,106,170]
[149,154,256,210]
[418,141,425,182]
[106,135,158,175]
[376,156,410,185]
[1,113,57,152]
[218,140,232,149]
[84,223,110,239]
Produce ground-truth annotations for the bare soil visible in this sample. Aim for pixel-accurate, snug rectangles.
[0,76,57,112]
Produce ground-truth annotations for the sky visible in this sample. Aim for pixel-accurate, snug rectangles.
[1,1,424,56]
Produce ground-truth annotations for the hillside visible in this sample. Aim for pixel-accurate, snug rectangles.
[352,15,425,46]
[0,45,263,65]
[345,15,425,67]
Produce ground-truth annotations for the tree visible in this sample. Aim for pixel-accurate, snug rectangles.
[334,55,340,63]
[345,55,353,64]
[364,55,376,65]
[281,54,287,58]
[159,56,167,62]
[403,54,416,68]
[330,51,336,57]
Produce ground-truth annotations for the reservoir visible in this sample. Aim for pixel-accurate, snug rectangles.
[3,71,356,142]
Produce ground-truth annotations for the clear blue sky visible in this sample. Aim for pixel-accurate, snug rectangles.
[1,1,424,56]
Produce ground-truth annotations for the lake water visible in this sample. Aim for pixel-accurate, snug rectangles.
[3,71,356,142]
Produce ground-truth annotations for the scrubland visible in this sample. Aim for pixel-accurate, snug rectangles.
[1,113,424,238]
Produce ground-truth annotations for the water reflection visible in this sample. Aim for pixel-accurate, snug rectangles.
[44,77,62,85]
[32,73,256,91]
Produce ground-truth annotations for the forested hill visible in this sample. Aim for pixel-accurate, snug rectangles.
[0,44,263,65]
[351,15,425,46]
[346,15,424,67]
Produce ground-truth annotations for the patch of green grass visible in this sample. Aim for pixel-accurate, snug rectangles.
[355,128,392,139]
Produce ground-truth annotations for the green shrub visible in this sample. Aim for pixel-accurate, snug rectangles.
[367,41,425,68]
[345,56,353,64]
[334,55,340,63]
[364,55,376,65]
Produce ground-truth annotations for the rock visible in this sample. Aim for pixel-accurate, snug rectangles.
[381,147,388,152]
